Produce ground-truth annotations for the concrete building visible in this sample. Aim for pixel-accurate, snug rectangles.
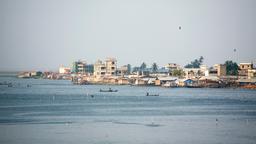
[94,60,106,76]
[248,69,256,79]
[165,63,180,71]
[72,60,94,74]
[183,68,201,79]
[214,64,226,76]
[94,58,117,77]
[239,63,253,77]
[116,65,129,76]
[184,65,209,79]
[105,58,117,76]
[72,60,86,73]
[239,63,253,70]
[203,64,226,77]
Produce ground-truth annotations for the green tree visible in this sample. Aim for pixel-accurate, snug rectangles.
[225,60,238,75]
[152,62,158,73]
[172,69,185,77]
[199,56,204,64]
[185,56,204,68]
[140,62,147,71]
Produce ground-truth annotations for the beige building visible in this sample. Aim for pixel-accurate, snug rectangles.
[239,63,253,70]
[94,58,117,77]
[248,69,256,79]
[105,58,117,76]
[184,65,208,78]
[165,63,180,71]
[239,63,253,77]
[116,65,129,76]
[214,64,226,76]
[183,68,201,79]
[94,60,106,76]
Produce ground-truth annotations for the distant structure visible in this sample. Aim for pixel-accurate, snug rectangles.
[214,64,226,76]
[72,60,86,73]
[94,60,106,76]
[183,64,226,79]
[184,65,208,79]
[94,58,117,77]
[106,58,117,76]
[165,63,180,71]
[59,65,71,74]
[116,65,129,76]
[248,69,256,79]
[85,64,94,74]
[72,60,94,74]
[239,63,253,78]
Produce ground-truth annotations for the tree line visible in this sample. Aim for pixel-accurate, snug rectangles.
[126,56,239,76]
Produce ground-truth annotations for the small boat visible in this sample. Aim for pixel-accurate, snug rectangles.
[7,83,13,87]
[99,88,118,92]
[146,92,159,96]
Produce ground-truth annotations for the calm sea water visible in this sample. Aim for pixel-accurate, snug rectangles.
[0,75,256,144]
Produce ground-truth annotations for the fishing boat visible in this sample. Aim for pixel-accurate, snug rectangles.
[99,88,118,92]
[146,92,159,96]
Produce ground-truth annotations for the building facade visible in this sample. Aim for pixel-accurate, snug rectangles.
[94,58,117,77]
[72,60,86,73]
[94,60,106,76]
[214,64,226,76]
[184,65,208,78]
[116,65,129,76]
[85,64,94,74]
[239,63,253,77]
[248,69,256,79]
[72,60,94,74]
[105,58,117,76]
[165,63,180,71]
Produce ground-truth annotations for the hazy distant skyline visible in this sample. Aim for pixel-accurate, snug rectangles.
[0,0,255,71]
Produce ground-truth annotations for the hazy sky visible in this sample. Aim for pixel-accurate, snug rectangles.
[0,0,255,71]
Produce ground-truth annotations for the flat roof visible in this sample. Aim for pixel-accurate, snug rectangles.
[239,63,253,65]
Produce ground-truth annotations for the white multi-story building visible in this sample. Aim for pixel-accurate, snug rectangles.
[106,58,117,76]
[184,65,209,79]
[94,60,106,76]
[165,63,180,71]
[94,58,117,77]
[72,60,87,73]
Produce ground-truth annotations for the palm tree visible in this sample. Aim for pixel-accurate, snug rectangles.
[152,62,158,73]
[140,62,147,71]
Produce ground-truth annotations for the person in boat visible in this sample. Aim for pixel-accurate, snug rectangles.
[109,88,113,92]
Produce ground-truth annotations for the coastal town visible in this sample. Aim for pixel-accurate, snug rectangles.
[17,57,256,89]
